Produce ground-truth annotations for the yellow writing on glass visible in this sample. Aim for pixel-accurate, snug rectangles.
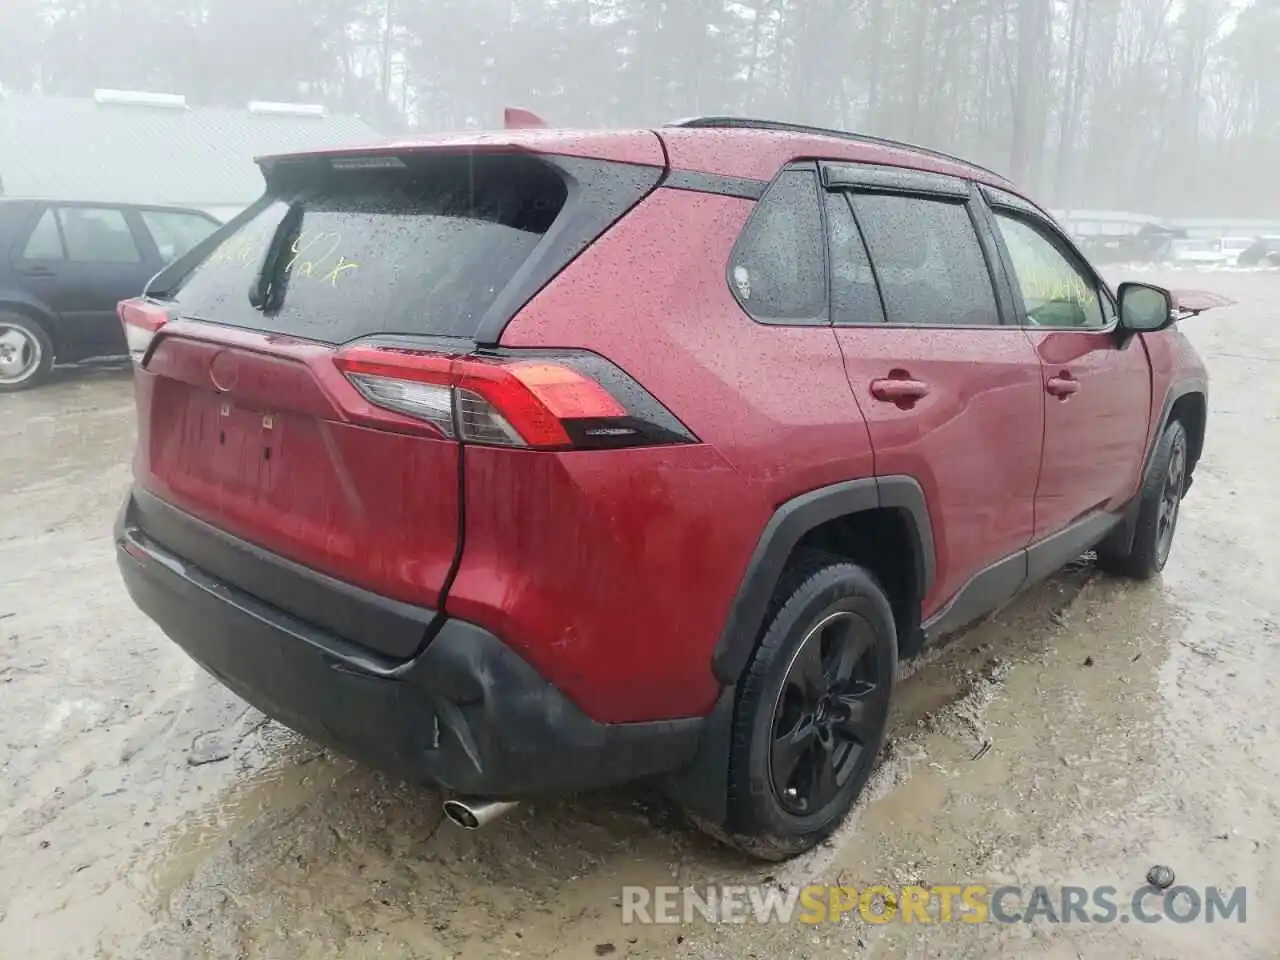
[322,257,359,286]
[204,228,360,288]
[1013,255,1096,307]
[206,232,261,268]
[286,231,359,287]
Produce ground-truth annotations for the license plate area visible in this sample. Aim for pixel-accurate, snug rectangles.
[208,397,281,494]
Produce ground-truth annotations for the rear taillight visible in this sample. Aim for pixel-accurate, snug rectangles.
[118,298,171,363]
[334,345,696,450]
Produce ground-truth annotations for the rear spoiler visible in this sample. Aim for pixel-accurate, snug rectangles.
[148,109,550,299]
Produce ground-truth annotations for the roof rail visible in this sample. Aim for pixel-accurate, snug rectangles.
[664,116,1007,182]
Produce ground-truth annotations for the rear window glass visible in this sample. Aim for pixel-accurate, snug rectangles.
[172,154,568,342]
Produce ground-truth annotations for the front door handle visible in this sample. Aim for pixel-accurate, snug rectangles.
[1046,374,1080,398]
[871,377,931,405]
[21,266,56,278]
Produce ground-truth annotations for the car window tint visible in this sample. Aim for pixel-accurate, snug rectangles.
[851,193,999,326]
[173,152,570,342]
[141,210,218,262]
[993,212,1105,329]
[22,209,64,260]
[57,207,142,264]
[729,169,827,325]
[824,193,884,324]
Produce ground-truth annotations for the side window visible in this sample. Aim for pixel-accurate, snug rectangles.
[824,192,884,324]
[56,206,142,264]
[851,193,1000,326]
[22,209,65,260]
[729,168,827,324]
[992,211,1105,329]
[141,210,219,262]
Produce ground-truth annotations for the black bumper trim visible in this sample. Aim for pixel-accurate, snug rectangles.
[117,496,704,797]
[130,489,439,660]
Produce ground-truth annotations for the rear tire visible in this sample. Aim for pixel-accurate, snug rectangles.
[1098,419,1189,580]
[716,551,897,861]
[0,312,54,392]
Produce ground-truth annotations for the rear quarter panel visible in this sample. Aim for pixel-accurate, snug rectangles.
[458,187,873,722]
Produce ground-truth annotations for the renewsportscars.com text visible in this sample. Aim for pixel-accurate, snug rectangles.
[621,884,1247,926]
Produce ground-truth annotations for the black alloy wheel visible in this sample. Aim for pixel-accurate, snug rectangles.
[770,610,885,816]
[1155,428,1187,568]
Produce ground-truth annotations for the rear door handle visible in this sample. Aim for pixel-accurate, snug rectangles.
[870,377,931,404]
[1046,375,1080,398]
[21,266,57,278]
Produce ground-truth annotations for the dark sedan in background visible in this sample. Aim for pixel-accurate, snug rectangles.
[0,198,220,390]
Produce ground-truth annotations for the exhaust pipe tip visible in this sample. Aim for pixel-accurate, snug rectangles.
[442,797,520,831]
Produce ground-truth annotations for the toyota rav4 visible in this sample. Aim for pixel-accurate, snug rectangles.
[115,115,1219,859]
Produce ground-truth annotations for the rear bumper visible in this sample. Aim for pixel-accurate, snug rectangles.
[116,493,703,797]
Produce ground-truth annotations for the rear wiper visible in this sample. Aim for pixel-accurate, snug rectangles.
[248,202,303,313]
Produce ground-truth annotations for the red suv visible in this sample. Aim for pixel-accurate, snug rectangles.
[115,116,1216,859]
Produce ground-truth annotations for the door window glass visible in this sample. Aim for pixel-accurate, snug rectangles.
[851,193,1000,326]
[22,209,65,260]
[56,207,142,264]
[825,193,884,324]
[993,211,1105,329]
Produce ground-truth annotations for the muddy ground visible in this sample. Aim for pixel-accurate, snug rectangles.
[2,270,1278,959]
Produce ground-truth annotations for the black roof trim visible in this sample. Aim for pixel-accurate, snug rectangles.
[663,169,766,200]
[665,116,1008,183]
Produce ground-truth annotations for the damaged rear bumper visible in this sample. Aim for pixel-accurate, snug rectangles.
[115,492,703,797]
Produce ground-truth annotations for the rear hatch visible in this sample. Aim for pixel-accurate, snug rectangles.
[124,138,665,659]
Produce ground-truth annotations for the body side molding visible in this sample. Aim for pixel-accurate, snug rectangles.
[922,508,1123,645]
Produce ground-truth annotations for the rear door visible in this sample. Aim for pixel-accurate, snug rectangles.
[6,204,72,318]
[979,187,1150,542]
[823,164,1046,620]
[15,204,154,358]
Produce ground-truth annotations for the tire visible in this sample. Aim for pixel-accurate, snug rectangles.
[0,312,54,392]
[1098,419,1189,580]
[717,551,897,861]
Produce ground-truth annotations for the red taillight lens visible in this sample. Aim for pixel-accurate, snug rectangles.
[333,345,694,450]
[455,357,628,447]
[118,298,171,363]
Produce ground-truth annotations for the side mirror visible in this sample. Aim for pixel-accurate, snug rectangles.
[1117,282,1174,333]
